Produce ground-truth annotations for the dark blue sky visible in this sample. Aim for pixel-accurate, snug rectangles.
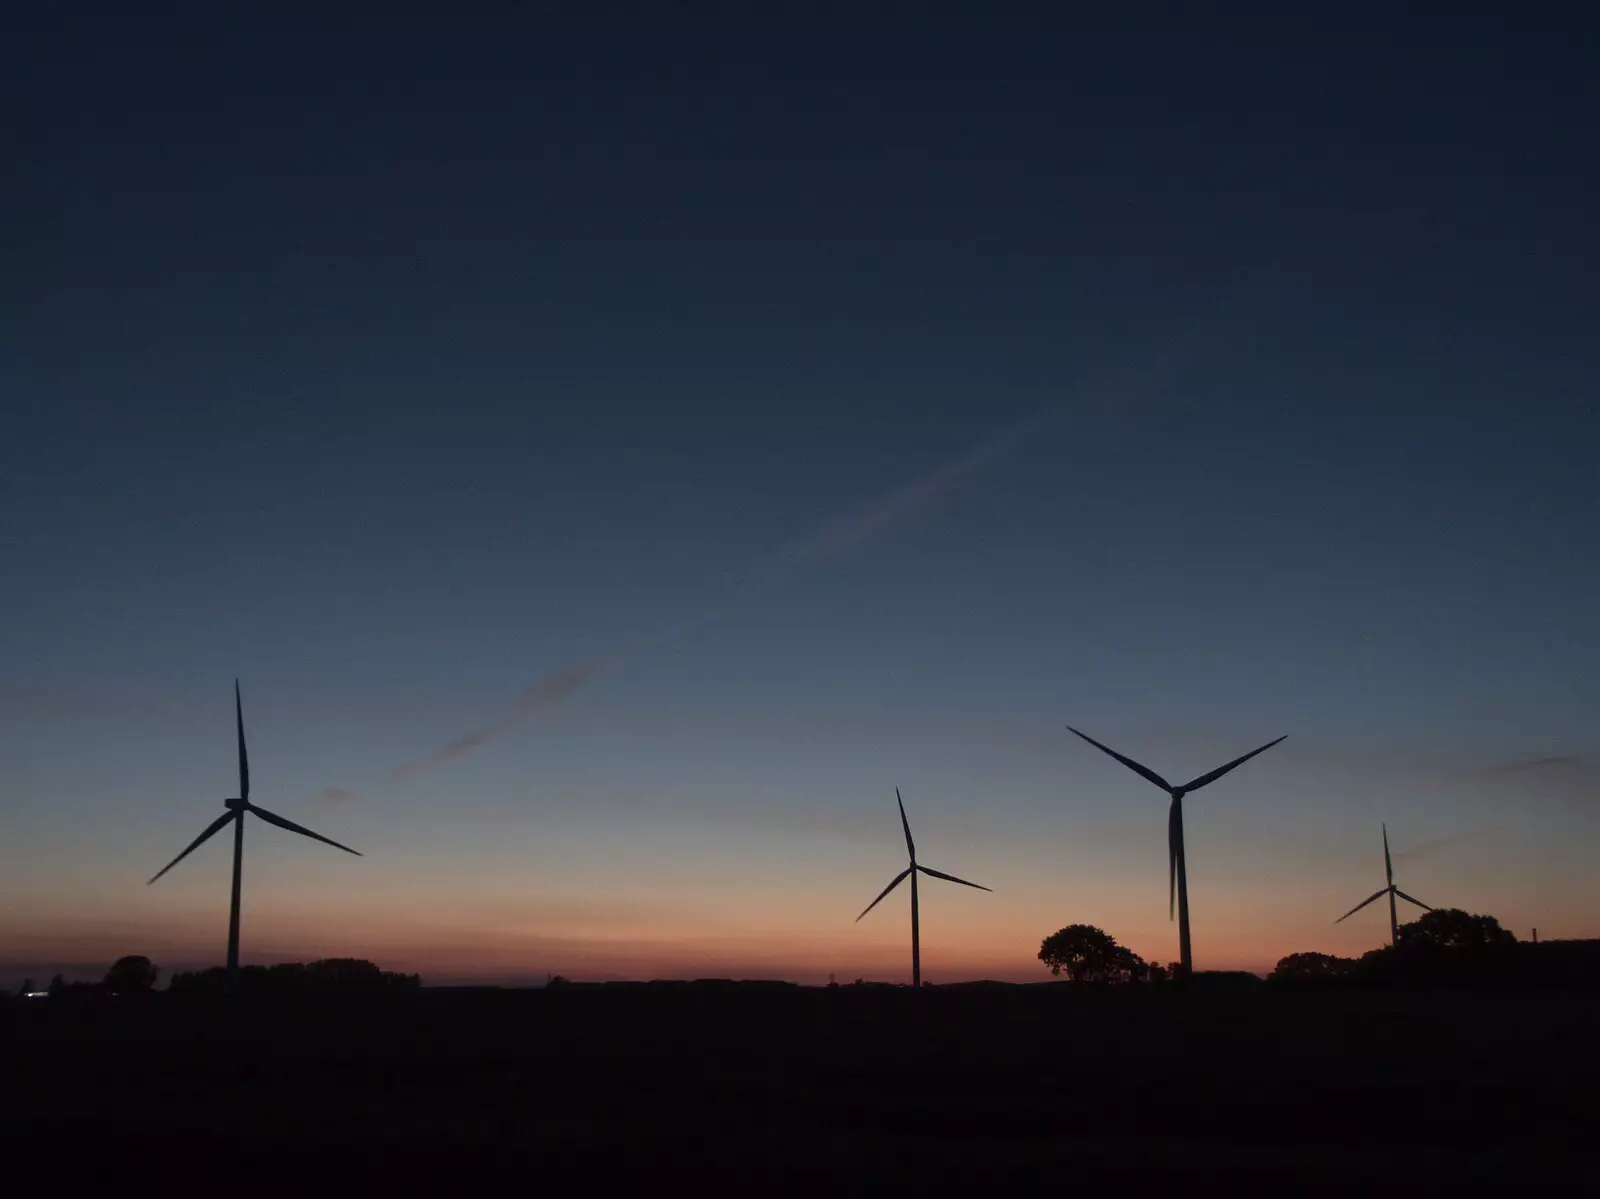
[4,14,1596,983]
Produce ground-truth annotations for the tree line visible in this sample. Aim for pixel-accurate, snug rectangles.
[1039,909,1600,990]
[8,955,420,1003]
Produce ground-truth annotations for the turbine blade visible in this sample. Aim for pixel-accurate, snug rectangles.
[855,868,911,922]
[895,787,915,860]
[247,804,362,856]
[1168,797,1178,920]
[235,680,250,803]
[1383,822,1393,885]
[1178,735,1286,793]
[1334,888,1390,924]
[917,865,992,892]
[147,811,237,885]
[1066,727,1172,791]
[1394,889,1432,911]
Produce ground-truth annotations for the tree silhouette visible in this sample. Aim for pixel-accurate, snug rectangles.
[167,958,420,997]
[1106,944,1148,983]
[104,955,159,994]
[1269,951,1355,984]
[303,957,385,987]
[1038,924,1147,982]
[1398,908,1517,952]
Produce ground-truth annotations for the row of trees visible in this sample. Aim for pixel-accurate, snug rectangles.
[11,955,421,1002]
[168,957,421,995]
[1269,908,1525,986]
[1039,909,1566,989]
[13,913,1584,1000]
[9,954,164,1002]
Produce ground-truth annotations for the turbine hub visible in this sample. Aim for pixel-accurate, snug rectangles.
[1170,788,1185,801]
[224,796,245,810]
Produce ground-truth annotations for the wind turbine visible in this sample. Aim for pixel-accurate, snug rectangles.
[1335,822,1433,946]
[855,788,991,987]
[1067,727,1285,977]
[147,680,361,994]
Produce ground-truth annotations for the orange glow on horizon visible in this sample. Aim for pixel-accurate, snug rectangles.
[0,902,1403,986]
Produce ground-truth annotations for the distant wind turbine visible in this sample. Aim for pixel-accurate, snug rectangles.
[147,681,362,994]
[1067,727,1286,977]
[1335,823,1433,946]
[855,788,991,988]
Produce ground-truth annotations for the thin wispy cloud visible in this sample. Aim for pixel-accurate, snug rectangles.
[1390,825,1502,865]
[380,417,1046,784]
[388,659,616,782]
[752,415,1042,578]
[315,787,356,805]
[1459,753,1600,808]
[375,302,1251,786]
[1463,754,1582,779]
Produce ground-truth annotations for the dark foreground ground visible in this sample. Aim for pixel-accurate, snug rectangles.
[5,982,1597,1189]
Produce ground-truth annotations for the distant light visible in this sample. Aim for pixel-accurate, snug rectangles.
[25,991,48,999]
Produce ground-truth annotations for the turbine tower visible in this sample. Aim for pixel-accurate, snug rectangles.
[1067,727,1285,977]
[148,680,362,994]
[1335,823,1433,945]
[855,788,991,988]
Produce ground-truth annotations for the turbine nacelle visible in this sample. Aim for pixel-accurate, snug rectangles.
[225,797,246,811]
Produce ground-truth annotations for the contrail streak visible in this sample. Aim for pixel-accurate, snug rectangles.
[1390,825,1501,865]
[387,659,617,781]
[376,280,1274,785]
[380,415,1043,783]
[379,421,1034,783]
[752,413,1044,579]
[1461,755,1580,779]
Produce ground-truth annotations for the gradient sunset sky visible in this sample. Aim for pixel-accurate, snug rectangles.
[5,13,1597,986]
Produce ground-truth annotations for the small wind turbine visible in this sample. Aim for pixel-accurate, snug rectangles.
[1067,727,1285,977]
[855,788,990,988]
[147,680,361,994]
[1335,822,1433,946]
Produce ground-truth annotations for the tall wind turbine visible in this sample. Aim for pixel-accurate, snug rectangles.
[147,680,361,994]
[1335,823,1433,946]
[855,788,991,988]
[1067,727,1285,977]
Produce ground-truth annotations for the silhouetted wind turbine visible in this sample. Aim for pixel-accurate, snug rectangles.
[1067,727,1285,977]
[147,681,361,994]
[855,788,991,988]
[1335,823,1433,946]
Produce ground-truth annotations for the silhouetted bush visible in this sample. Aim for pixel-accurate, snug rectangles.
[1269,951,1357,985]
[1187,970,1266,990]
[1038,924,1150,982]
[1515,939,1600,989]
[1398,908,1516,953]
[167,958,421,998]
[104,955,159,994]
[1268,909,1552,990]
[44,974,106,1006]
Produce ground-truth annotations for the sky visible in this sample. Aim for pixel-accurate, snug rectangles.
[4,12,1597,987]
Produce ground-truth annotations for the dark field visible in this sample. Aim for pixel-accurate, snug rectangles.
[7,982,1597,1189]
